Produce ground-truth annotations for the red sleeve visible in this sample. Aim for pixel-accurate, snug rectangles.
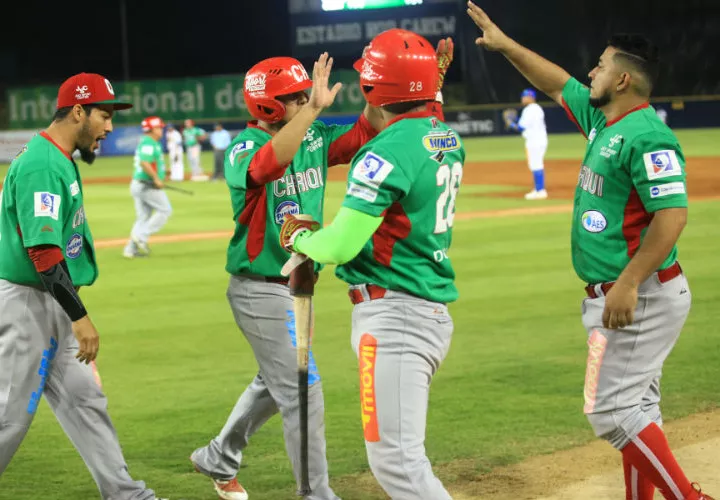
[327,113,378,167]
[247,142,291,188]
[28,245,64,272]
[426,101,444,122]
[561,97,587,138]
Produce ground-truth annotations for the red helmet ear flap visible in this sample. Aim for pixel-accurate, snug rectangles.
[247,96,287,124]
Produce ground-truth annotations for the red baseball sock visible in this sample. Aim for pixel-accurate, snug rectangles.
[624,452,656,500]
[621,423,697,500]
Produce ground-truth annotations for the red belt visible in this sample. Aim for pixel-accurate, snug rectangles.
[585,261,682,299]
[349,285,387,305]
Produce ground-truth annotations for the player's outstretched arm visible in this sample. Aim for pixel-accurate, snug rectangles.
[467,2,571,104]
[282,208,383,266]
[272,52,342,165]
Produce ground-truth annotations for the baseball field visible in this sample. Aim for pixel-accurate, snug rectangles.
[1,128,718,500]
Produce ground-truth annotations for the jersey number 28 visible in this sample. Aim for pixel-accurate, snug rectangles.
[434,162,462,234]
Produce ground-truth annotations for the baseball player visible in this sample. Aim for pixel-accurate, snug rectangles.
[280,29,461,500]
[467,3,714,499]
[504,88,549,199]
[123,116,172,259]
[190,44,451,499]
[166,123,185,181]
[183,118,209,181]
[0,73,167,500]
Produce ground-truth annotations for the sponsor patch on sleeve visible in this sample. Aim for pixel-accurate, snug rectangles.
[649,182,686,198]
[643,150,682,180]
[34,192,61,220]
[347,182,378,203]
[140,144,155,155]
[352,152,394,188]
[229,140,255,165]
[69,181,80,196]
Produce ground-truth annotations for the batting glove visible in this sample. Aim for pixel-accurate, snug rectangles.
[279,214,320,253]
[436,37,454,91]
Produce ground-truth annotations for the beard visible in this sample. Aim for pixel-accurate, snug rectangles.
[76,121,97,164]
[589,89,612,108]
[78,148,96,164]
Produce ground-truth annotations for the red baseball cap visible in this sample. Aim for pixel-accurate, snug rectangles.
[141,116,165,132]
[56,73,132,110]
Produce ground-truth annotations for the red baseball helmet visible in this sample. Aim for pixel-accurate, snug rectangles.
[243,57,313,123]
[141,116,165,132]
[354,29,438,107]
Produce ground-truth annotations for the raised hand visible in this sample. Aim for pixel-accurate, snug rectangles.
[308,52,343,112]
[466,1,511,51]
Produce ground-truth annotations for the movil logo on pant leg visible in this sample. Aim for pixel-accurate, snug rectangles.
[359,333,379,442]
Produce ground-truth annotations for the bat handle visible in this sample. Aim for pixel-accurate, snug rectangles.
[297,368,311,496]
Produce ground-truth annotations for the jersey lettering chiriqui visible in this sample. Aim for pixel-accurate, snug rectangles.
[0,132,98,286]
[336,111,465,304]
[225,120,359,277]
[562,78,688,284]
[133,135,166,181]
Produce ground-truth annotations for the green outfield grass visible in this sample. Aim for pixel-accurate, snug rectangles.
[2,128,719,180]
[0,129,719,500]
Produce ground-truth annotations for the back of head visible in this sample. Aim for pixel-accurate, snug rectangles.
[243,57,312,123]
[141,116,165,133]
[608,34,659,97]
[354,28,438,108]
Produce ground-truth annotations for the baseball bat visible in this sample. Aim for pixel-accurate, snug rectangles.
[288,215,315,497]
[139,180,194,195]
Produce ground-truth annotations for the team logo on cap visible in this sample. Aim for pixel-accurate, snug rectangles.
[75,85,91,100]
[104,78,115,95]
[360,60,380,81]
[245,74,267,93]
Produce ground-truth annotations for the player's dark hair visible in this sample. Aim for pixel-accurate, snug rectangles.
[382,100,430,115]
[607,34,659,95]
[53,104,98,122]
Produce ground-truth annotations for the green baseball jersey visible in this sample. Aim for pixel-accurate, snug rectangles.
[133,135,166,181]
[562,78,688,284]
[225,120,359,277]
[183,126,205,147]
[336,111,464,304]
[0,132,98,286]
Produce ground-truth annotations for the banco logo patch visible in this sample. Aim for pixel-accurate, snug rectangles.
[422,131,460,153]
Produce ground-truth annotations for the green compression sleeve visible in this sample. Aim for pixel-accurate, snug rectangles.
[294,207,383,265]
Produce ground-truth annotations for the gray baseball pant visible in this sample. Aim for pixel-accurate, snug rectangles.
[350,286,454,500]
[125,179,172,254]
[0,279,156,500]
[581,271,691,450]
[191,275,338,500]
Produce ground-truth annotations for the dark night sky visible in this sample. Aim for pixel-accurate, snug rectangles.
[1,0,291,86]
